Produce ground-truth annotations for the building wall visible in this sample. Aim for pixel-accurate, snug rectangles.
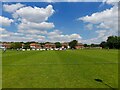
[75,45,84,49]
[2,43,11,49]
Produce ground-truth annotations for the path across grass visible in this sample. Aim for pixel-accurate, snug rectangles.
[2,49,118,88]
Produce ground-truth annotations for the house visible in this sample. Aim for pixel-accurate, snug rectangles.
[75,43,84,49]
[0,43,5,49]
[30,43,41,49]
[22,43,25,48]
[61,42,70,49]
[2,42,11,49]
[45,43,56,49]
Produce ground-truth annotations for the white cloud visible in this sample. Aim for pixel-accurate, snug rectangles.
[0,16,14,26]
[85,24,93,30]
[18,29,48,35]
[0,28,82,42]
[1,28,82,42]
[2,1,119,43]
[12,4,55,37]
[48,30,62,36]
[96,23,110,29]
[13,5,55,23]
[3,3,25,13]
[0,28,11,39]
[103,0,120,6]
[78,5,118,44]
[18,21,55,30]
[95,30,107,38]
[0,27,46,42]
[78,6,118,24]
[47,30,82,42]
[69,34,82,39]
[82,30,112,44]
[7,4,55,41]
[0,28,6,32]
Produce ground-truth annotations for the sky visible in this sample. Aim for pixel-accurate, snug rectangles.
[0,0,119,44]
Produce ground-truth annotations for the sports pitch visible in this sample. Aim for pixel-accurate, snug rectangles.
[2,49,118,88]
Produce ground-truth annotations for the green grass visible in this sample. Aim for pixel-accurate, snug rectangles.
[2,49,118,88]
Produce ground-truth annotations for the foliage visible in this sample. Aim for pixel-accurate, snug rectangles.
[69,40,78,49]
[100,36,120,49]
[55,42,62,48]
[23,43,30,49]
[84,44,88,47]
[10,42,22,49]
[3,36,120,49]
[91,44,100,47]
[100,41,108,49]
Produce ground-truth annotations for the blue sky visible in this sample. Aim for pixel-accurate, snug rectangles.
[0,1,118,44]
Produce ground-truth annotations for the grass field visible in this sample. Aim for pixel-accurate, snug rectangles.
[2,49,118,88]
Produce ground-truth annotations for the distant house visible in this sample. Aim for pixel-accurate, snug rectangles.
[61,42,69,48]
[2,42,11,49]
[0,43,4,49]
[75,43,84,49]
[30,43,41,49]
[45,43,56,49]
[22,44,25,48]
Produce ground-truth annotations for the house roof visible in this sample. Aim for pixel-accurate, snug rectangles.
[77,43,84,46]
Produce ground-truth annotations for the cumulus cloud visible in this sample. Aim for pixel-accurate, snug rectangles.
[96,23,110,29]
[0,28,6,32]
[85,24,93,30]
[11,4,55,37]
[18,29,48,35]
[1,27,82,42]
[0,27,46,42]
[2,1,119,43]
[18,21,55,30]
[47,30,82,42]
[0,28,11,39]
[103,0,120,6]
[81,30,112,44]
[13,5,55,23]
[78,6,118,24]
[95,30,107,38]
[0,16,14,26]
[2,4,56,42]
[78,4,118,44]
[3,3,25,13]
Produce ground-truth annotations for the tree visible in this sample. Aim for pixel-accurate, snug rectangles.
[118,36,120,49]
[84,44,88,47]
[23,42,30,49]
[69,40,78,49]
[100,36,120,49]
[10,42,22,49]
[100,41,107,48]
[40,43,45,49]
[91,44,100,47]
[10,43,15,49]
[91,43,95,47]
[55,42,62,48]
[107,36,119,49]
[107,36,115,49]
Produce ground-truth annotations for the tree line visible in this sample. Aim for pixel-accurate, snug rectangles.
[2,36,120,49]
[83,36,120,49]
[99,36,120,49]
